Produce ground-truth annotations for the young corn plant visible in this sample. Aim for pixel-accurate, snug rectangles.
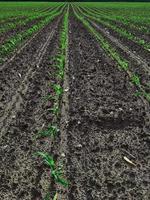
[36,7,69,199]
[36,152,68,188]
[53,84,63,97]
[131,74,140,86]
[49,103,60,117]
[37,124,59,138]
[73,6,150,102]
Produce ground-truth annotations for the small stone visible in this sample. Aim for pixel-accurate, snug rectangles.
[65,120,69,124]
[18,73,22,78]
[61,153,65,157]
[2,145,8,149]
[76,144,82,148]
[118,107,123,111]
[64,88,69,92]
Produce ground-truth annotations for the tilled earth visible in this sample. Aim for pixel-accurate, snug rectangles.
[0,15,63,200]
[0,11,150,200]
[62,16,150,200]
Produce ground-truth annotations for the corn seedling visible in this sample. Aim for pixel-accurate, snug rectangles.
[42,94,55,101]
[36,152,68,187]
[134,91,142,97]
[44,192,58,200]
[144,92,150,102]
[53,84,63,97]
[37,124,59,138]
[131,74,140,86]
[49,103,60,116]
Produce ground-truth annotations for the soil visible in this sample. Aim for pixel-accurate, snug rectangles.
[89,7,150,42]
[89,20,150,91]
[86,17,150,65]
[58,15,150,200]
[0,8,150,200]
[0,15,63,200]
[105,19,150,43]
[0,15,49,45]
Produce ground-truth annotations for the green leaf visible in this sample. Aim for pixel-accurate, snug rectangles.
[36,152,55,169]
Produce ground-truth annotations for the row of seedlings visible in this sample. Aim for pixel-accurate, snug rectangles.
[35,7,69,200]
[73,6,150,102]
[77,6,150,51]
[0,5,65,64]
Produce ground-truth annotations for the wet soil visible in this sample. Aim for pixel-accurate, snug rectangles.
[62,15,150,200]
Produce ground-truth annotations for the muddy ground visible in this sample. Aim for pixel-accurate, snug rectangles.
[0,9,150,200]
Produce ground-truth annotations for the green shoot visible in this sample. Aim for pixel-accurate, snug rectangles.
[131,74,140,86]
[53,193,58,200]
[134,91,142,97]
[42,94,55,101]
[36,152,68,188]
[53,84,63,97]
[49,103,60,116]
[37,124,59,138]
[144,92,150,102]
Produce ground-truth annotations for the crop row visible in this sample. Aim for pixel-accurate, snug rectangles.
[0,6,65,64]
[0,4,63,35]
[72,5,150,102]
[82,6,150,35]
[0,2,62,21]
[79,2,150,26]
[76,6,150,51]
[35,6,69,200]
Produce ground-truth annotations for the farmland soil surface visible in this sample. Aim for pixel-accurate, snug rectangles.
[88,20,150,89]
[0,8,150,200]
[58,15,150,200]
[87,18,150,64]
[0,15,63,200]
[0,15,47,45]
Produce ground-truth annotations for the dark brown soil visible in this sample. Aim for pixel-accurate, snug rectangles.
[88,20,150,92]
[0,8,150,200]
[0,15,63,200]
[0,15,49,45]
[0,16,62,117]
[84,16,150,65]
[60,15,150,200]
[89,7,150,42]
